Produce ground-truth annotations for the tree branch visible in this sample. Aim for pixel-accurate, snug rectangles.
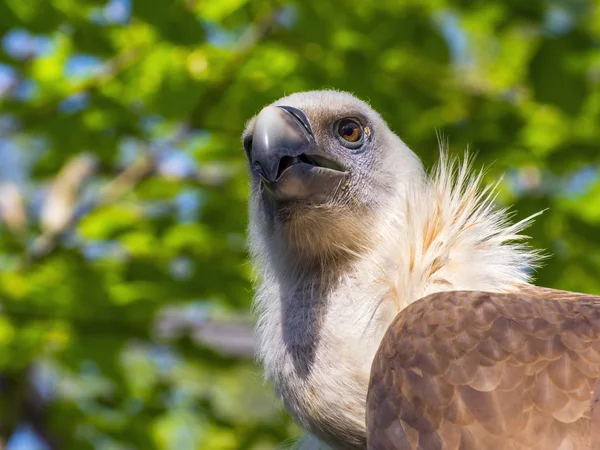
[24,153,156,266]
[16,47,145,132]
[188,8,282,129]
[1,305,255,358]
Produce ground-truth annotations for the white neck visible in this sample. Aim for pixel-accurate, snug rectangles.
[251,152,542,449]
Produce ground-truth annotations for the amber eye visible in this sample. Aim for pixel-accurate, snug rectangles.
[337,119,363,145]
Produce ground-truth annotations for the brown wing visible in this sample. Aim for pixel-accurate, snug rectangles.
[366,287,600,450]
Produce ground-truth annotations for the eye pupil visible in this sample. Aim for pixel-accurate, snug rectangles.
[337,119,362,144]
[342,124,356,137]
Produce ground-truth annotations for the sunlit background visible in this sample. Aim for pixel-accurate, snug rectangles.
[0,0,600,448]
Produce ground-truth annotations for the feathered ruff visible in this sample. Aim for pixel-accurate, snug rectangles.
[377,147,545,315]
[251,146,545,450]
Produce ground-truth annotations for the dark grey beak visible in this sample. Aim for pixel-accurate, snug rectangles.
[251,105,315,182]
[249,105,348,204]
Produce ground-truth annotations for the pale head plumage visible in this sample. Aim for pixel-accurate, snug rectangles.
[243,90,423,273]
[243,90,543,449]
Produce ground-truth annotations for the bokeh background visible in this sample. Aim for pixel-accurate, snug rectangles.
[0,0,599,448]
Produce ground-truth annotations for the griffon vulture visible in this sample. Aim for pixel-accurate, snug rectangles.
[242,90,600,450]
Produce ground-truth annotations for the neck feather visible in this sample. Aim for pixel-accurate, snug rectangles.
[250,150,544,449]
[374,151,544,315]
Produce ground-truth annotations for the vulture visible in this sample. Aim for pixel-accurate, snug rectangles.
[242,90,600,450]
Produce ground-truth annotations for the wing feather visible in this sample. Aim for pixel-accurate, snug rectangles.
[366,287,600,450]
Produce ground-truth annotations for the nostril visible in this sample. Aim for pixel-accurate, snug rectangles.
[278,106,313,136]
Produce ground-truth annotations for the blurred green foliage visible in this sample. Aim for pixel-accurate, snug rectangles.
[0,0,599,448]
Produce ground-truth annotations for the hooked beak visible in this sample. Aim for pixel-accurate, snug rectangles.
[250,105,348,203]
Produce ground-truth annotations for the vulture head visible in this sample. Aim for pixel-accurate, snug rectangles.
[242,91,559,450]
[242,90,422,268]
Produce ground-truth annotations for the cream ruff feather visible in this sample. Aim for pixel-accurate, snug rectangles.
[251,147,543,450]
[381,149,543,313]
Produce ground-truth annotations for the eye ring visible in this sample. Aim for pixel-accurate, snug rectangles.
[335,118,364,149]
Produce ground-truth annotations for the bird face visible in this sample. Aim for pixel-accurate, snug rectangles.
[243,90,422,260]
[243,92,380,207]
[245,104,350,204]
